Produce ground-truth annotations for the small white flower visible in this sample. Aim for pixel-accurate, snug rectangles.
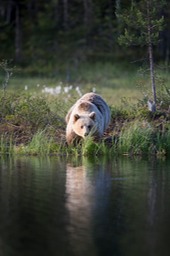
[55,86,61,94]
[76,86,82,96]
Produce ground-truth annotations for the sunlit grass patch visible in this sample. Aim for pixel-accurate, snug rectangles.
[116,118,170,157]
[80,137,115,157]
[62,136,114,157]
[81,137,101,156]
[117,120,154,156]
[15,130,52,155]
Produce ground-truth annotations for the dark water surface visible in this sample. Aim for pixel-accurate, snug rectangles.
[0,156,170,256]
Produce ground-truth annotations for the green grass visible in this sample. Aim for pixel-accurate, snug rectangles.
[0,61,169,157]
[21,130,53,155]
[0,61,168,106]
[156,128,170,156]
[0,135,13,155]
[117,120,153,155]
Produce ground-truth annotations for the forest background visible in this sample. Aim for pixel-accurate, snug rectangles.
[0,0,169,77]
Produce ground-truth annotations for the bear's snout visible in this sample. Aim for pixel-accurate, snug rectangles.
[83,126,89,137]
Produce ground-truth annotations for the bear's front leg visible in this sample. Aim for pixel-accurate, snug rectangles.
[66,130,81,145]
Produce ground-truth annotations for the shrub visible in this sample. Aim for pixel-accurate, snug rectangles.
[13,95,50,128]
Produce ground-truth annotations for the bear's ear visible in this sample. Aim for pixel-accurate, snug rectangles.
[89,112,95,120]
[73,114,80,122]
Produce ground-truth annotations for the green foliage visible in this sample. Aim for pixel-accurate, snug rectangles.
[156,127,170,156]
[14,95,51,129]
[0,0,169,66]
[156,83,170,110]
[118,120,153,155]
[0,93,15,117]
[117,0,165,47]
[22,130,54,155]
[0,60,14,93]
[0,92,65,130]
[81,137,115,157]
[64,137,113,157]
[82,137,101,156]
[136,71,170,112]
[0,135,13,155]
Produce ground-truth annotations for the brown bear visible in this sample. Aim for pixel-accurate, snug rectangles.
[65,92,111,145]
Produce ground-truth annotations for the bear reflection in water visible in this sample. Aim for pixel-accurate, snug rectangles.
[65,163,96,254]
[65,161,112,255]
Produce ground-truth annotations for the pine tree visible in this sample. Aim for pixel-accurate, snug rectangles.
[117,0,165,111]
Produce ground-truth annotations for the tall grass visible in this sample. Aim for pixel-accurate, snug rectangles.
[117,120,153,156]
[156,128,170,156]
[20,130,53,155]
[0,135,13,155]
[63,137,114,157]
[81,136,115,156]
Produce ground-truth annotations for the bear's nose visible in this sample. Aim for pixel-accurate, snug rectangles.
[84,132,88,137]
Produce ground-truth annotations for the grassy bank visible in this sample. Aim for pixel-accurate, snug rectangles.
[0,61,170,157]
[0,87,170,158]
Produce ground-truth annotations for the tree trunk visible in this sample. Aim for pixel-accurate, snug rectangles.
[63,0,68,30]
[6,1,12,24]
[148,42,157,104]
[15,4,22,63]
[147,0,157,110]
[83,0,93,28]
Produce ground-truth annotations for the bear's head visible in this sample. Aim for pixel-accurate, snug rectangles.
[72,112,97,138]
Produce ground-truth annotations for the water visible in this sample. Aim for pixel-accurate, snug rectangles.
[0,156,170,256]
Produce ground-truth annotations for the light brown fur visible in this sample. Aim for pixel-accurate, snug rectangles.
[65,93,111,145]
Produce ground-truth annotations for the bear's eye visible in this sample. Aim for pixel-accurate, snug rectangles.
[81,125,83,129]
[88,125,91,130]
